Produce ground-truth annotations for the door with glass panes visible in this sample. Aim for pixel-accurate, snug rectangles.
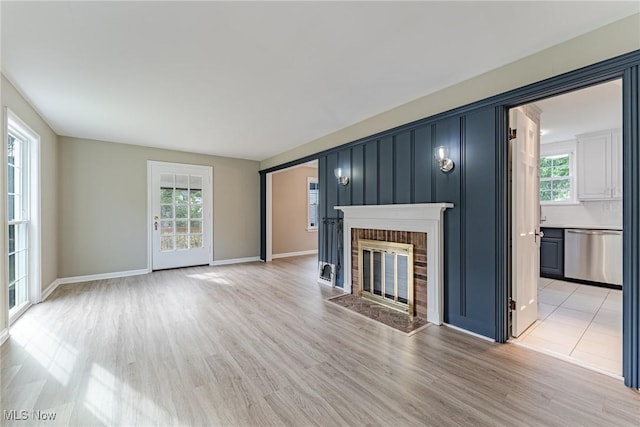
[150,162,212,270]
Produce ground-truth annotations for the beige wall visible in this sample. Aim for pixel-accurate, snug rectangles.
[261,13,640,170]
[1,74,59,333]
[1,76,59,291]
[272,165,318,255]
[58,137,260,277]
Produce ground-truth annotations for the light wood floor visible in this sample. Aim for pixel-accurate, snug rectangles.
[2,256,639,426]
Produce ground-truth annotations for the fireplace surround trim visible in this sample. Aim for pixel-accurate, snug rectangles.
[335,203,454,325]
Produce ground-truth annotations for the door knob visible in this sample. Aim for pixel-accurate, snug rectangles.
[534,230,544,243]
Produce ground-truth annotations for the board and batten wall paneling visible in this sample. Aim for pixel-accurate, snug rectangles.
[319,152,344,287]
[364,140,378,205]
[351,145,364,205]
[325,153,338,219]
[337,149,351,209]
[394,131,412,204]
[433,117,463,326]
[460,108,498,336]
[318,148,347,286]
[414,125,433,203]
[378,136,394,205]
[335,150,351,287]
[317,108,497,338]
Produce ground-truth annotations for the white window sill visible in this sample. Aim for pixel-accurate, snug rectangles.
[306,227,318,232]
[540,201,580,206]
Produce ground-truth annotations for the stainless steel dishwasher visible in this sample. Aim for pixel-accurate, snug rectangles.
[564,229,622,286]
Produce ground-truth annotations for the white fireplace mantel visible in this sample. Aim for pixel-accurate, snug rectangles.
[335,203,453,325]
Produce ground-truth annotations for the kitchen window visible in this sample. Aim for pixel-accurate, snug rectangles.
[540,153,574,203]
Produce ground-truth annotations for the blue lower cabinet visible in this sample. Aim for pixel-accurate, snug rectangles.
[540,228,564,278]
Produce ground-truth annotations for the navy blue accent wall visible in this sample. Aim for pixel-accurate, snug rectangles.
[413,126,433,203]
[351,145,364,205]
[459,108,497,334]
[394,131,412,204]
[317,108,498,337]
[378,137,394,204]
[364,141,378,205]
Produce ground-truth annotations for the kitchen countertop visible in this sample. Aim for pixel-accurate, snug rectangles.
[540,224,622,231]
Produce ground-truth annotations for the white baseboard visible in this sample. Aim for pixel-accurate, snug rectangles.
[57,269,149,285]
[0,328,9,346]
[272,249,318,259]
[211,256,261,266]
[444,323,496,343]
[41,279,61,302]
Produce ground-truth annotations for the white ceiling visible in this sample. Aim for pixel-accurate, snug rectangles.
[2,2,638,161]
[535,80,622,144]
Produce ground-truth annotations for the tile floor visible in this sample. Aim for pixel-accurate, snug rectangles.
[514,277,622,376]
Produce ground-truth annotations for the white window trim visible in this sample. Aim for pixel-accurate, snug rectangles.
[306,176,319,232]
[5,108,41,325]
[540,139,577,205]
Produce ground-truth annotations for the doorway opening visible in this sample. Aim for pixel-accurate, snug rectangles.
[265,160,319,262]
[509,79,623,377]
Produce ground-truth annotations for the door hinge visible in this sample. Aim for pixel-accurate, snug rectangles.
[509,298,516,311]
[508,128,517,140]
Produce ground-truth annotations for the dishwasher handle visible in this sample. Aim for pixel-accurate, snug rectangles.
[566,229,621,236]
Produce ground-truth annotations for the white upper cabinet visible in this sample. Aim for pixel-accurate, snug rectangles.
[577,129,622,200]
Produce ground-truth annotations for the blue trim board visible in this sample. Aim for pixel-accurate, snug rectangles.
[260,173,266,261]
[622,65,639,389]
[259,50,640,388]
[494,106,510,343]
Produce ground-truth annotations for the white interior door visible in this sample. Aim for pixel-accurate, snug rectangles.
[511,108,540,337]
[150,162,212,270]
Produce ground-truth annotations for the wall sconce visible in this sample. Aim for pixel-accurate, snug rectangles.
[434,146,454,173]
[334,168,349,186]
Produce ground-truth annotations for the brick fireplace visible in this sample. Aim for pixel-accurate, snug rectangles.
[351,228,427,318]
[335,203,453,325]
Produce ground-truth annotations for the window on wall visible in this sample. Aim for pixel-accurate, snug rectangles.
[307,177,319,231]
[540,153,574,203]
[6,109,40,323]
[7,126,30,316]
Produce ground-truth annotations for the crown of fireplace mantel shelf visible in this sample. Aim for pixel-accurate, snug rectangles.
[335,203,453,219]
[334,203,454,325]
